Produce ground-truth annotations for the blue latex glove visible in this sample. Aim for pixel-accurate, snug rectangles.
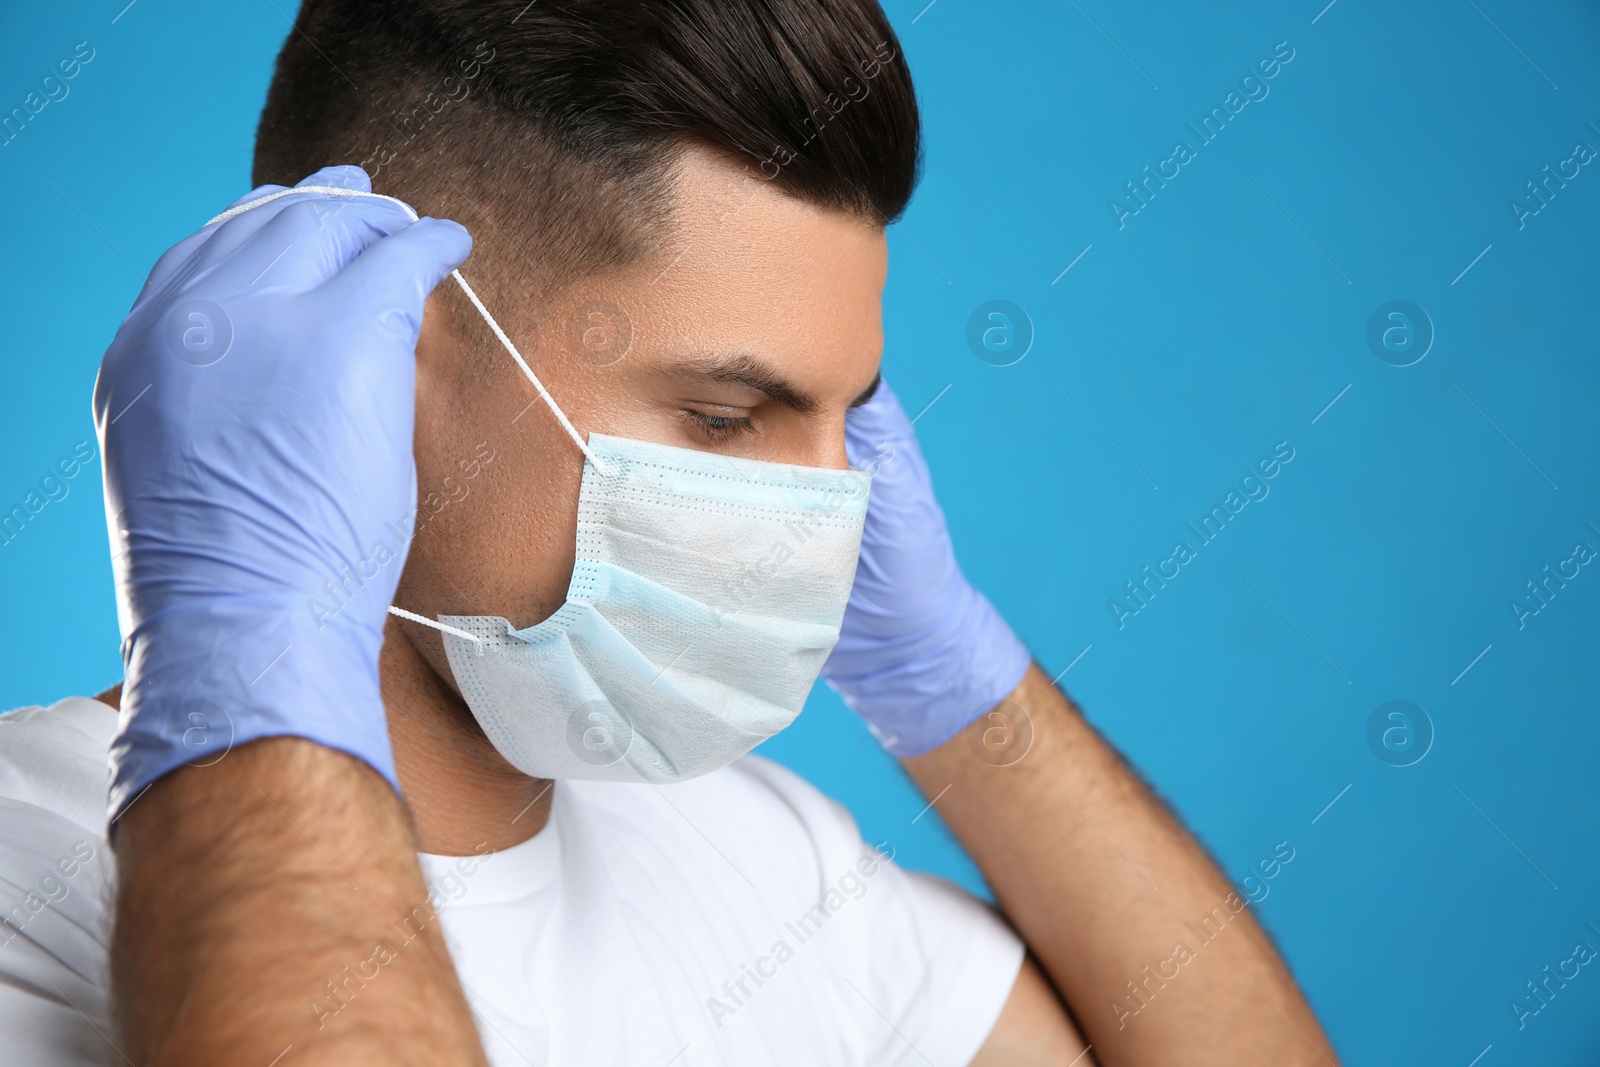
[94,166,471,817]
[821,381,1033,756]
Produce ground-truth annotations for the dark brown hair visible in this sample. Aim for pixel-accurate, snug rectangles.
[254,0,921,300]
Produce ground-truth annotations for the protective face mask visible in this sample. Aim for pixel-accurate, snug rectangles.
[247,187,871,783]
[438,432,869,782]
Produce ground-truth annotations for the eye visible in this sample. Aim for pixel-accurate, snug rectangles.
[681,409,756,443]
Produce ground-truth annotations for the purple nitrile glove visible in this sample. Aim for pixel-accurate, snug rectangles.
[94,165,471,818]
[821,380,1032,756]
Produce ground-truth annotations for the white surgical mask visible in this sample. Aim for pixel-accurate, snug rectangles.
[438,432,868,782]
[223,188,873,783]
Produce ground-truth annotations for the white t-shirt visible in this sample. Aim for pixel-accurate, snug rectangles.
[0,697,1023,1066]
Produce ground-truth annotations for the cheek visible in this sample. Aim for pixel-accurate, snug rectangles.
[404,427,581,630]
[470,433,582,628]
[401,359,587,646]
[406,286,598,632]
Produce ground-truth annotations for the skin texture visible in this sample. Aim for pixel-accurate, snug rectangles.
[108,145,1334,1063]
[910,666,1339,1066]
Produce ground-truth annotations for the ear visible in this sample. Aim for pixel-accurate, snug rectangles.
[413,289,479,466]
[415,289,461,380]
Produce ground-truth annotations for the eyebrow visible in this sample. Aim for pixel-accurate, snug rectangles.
[850,372,882,409]
[675,355,881,414]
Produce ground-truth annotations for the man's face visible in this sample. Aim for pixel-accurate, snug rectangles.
[394,146,887,699]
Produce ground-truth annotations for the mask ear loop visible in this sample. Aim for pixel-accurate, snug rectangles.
[206,186,604,470]
[207,185,609,643]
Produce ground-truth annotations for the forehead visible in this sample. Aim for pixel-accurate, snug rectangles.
[615,147,888,371]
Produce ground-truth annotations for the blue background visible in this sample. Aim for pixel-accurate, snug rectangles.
[3,1,1598,1063]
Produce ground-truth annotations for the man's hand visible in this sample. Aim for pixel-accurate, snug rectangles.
[98,167,487,1065]
[821,380,1032,754]
[96,165,468,814]
[831,383,1340,1065]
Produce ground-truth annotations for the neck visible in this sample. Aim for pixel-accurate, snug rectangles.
[380,613,554,855]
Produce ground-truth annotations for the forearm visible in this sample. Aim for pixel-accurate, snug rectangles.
[111,737,487,1067]
[903,664,1337,1066]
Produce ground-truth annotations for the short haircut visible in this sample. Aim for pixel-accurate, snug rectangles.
[253,0,921,305]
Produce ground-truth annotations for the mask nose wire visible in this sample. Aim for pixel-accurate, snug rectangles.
[207,184,612,644]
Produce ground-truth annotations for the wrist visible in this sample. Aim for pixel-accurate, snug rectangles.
[112,598,396,816]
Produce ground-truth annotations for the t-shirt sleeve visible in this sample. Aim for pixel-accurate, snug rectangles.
[0,700,118,1067]
[847,850,1025,1067]
[734,757,1025,1067]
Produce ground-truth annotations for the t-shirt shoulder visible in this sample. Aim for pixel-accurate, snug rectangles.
[0,696,117,831]
[0,696,118,1066]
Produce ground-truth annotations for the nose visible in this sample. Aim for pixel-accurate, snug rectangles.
[793,414,851,471]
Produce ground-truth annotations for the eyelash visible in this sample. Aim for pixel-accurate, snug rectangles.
[682,410,756,442]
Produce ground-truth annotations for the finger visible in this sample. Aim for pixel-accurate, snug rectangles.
[295,164,372,192]
[130,226,227,317]
[127,181,300,317]
[325,216,473,344]
[186,167,360,262]
[167,193,327,288]
[203,194,421,296]
[220,182,289,214]
[210,166,367,221]
[181,168,383,282]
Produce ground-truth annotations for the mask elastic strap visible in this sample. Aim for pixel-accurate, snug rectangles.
[208,185,609,644]
[205,185,605,472]
[387,605,485,644]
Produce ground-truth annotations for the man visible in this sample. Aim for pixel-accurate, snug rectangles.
[0,1,1338,1064]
